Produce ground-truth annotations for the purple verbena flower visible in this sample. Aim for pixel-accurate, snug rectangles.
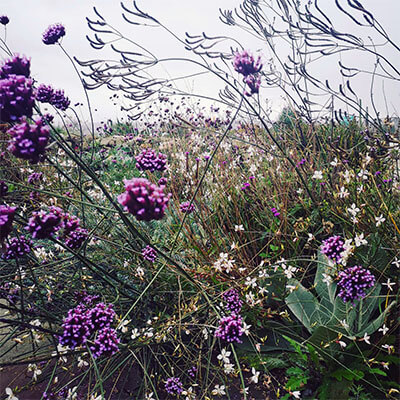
[244,74,261,96]
[35,84,54,103]
[214,313,244,343]
[7,118,49,163]
[187,366,197,379]
[135,148,167,172]
[222,289,243,314]
[0,205,16,242]
[0,55,30,78]
[64,227,88,249]
[321,235,345,263]
[42,113,54,123]
[118,177,171,221]
[59,305,92,349]
[2,235,32,260]
[42,23,66,45]
[0,16,9,25]
[158,177,167,186]
[90,326,119,358]
[142,245,157,262]
[179,201,195,214]
[50,89,70,111]
[87,302,115,331]
[27,172,43,185]
[233,50,262,76]
[0,74,34,122]
[164,377,183,396]
[271,207,280,217]
[337,265,376,304]
[25,207,64,239]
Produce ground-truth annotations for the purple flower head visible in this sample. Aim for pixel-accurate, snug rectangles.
[0,16,9,25]
[64,227,88,249]
[158,177,167,186]
[7,118,49,163]
[233,50,262,76]
[0,181,8,197]
[179,201,195,214]
[25,207,64,239]
[0,74,34,123]
[187,366,197,379]
[244,74,261,96]
[222,289,243,314]
[59,305,92,349]
[321,235,345,263]
[42,113,54,123]
[164,377,183,396]
[2,235,32,260]
[271,207,280,217]
[87,302,115,331]
[50,89,70,111]
[27,172,43,185]
[0,55,30,78]
[60,213,80,236]
[36,84,54,103]
[135,148,167,172]
[90,326,119,358]
[42,23,66,45]
[337,265,376,304]
[0,205,16,242]
[215,313,244,343]
[142,245,157,262]
[118,177,171,222]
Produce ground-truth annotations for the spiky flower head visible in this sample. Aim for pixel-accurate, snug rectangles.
[164,377,184,395]
[90,326,119,359]
[233,50,262,76]
[42,23,66,45]
[337,265,376,304]
[35,84,54,103]
[0,55,30,78]
[142,245,157,262]
[87,302,115,331]
[118,177,171,221]
[222,289,243,314]
[0,16,9,25]
[59,305,92,349]
[25,207,64,239]
[0,74,34,122]
[135,148,167,172]
[215,313,244,343]
[179,201,195,214]
[321,235,345,263]
[50,89,70,111]
[0,205,16,242]
[2,235,32,260]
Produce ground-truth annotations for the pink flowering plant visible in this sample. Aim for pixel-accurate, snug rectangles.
[0,2,399,399]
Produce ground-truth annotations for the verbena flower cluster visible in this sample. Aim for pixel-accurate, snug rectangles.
[215,313,244,343]
[222,289,243,314]
[0,205,16,242]
[233,50,262,96]
[50,89,70,111]
[142,245,157,262]
[0,55,30,78]
[244,74,261,97]
[135,148,167,172]
[27,172,43,184]
[337,265,376,304]
[36,84,54,103]
[7,118,50,163]
[118,177,171,221]
[1,235,32,260]
[0,16,9,25]
[59,302,119,358]
[179,201,195,214]
[42,23,66,45]
[321,235,345,263]
[164,377,183,395]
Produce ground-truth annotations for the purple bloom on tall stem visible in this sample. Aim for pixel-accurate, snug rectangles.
[90,326,119,358]
[222,289,243,314]
[215,313,244,343]
[0,55,30,78]
[87,302,115,331]
[0,75,34,122]
[164,377,183,395]
[35,84,54,103]
[135,148,167,172]
[50,89,70,111]
[244,74,261,96]
[0,16,9,25]
[142,245,157,262]
[337,266,376,304]
[64,227,88,249]
[0,205,16,242]
[233,50,262,76]
[2,235,32,260]
[118,177,171,221]
[179,201,195,214]
[25,207,64,239]
[42,23,66,45]
[27,172,43,185]
[321,235,345,263]
[7,118,50,163]
[59,305,92,349]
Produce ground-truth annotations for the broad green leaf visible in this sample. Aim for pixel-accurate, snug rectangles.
[315,252,336,313]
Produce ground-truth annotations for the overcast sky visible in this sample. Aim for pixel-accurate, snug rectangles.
[1,0,400,123]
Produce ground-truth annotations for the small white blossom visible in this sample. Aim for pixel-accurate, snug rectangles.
[322,273,333,285]
[338,186,350,198]
[363,332,371,345]
[223,363,235,374]
[77,356,89,369]
[234,224,244,232]
[382,278,395,291]
[249,367,260,384]
[312,170,323,180]
[131,328,140,339]
[347,203,360,217]
[217,348,231,364]
[292,391,301,399]
[212,385,226,396]
[392,258,400,268]
[354,233,367,247]
[378,324,389,335]
[5,388,18,400]
[242,322,251,336]
[375,214,386,227]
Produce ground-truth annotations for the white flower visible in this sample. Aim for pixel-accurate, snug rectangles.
[117,319,130,333]
[347,203,360,217]
[312,170,323,180]
[249,367,260,384]
[223,363,235,374]
[296,188,303,194]
[230,242,239,250]
[212,384,226,396]
[66,387,78,400]
[392,257,400,268]
[5,388,18,400]
[77,356,89,369]
[354,233,367,247]
[245,277,257,288]
[375,214,386,227]
[340,319,349,329]
[338,340,347,349]
[378,324,389,336]
[234,224,244,232]
[357,169,369,180]
[338,186,349,198]
[28,363,42,381]
[292,391,301,399]
[242,322,251,336]
[217,348,231,364]
[202,327,208,340]
[145,392,155,400]
[283,265,297,279]
[89,394,102,400]
[330,157,338,167]
[322,273,332,285]
[131,328,140,339]
[382,278,395,291]
[363,332,371,345]
[286,284,296,293]
[240,387,249,395]
[136,267,145,278]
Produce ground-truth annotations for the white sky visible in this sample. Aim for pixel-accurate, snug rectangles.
[2,0,400,123]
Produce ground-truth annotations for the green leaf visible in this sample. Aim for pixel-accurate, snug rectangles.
[286,374,308,390]
[368,368,387,377]
[330,368,364,381]
[314,252,336,313]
